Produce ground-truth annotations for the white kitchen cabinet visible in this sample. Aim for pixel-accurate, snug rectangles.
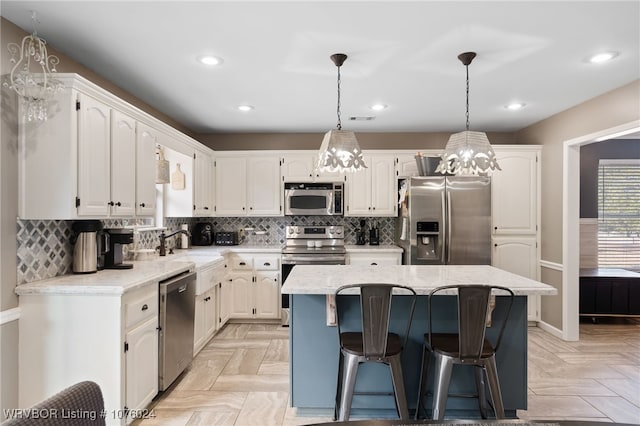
[18,280,159,425]
[492,236,540,321]
[281,152,343,182]
[18,74,205,220]
[395,151,441,178]
[346,154,396,216]
[491,149,539,235]
[163,146,194,217]
[226,253,281,320]
[218,278,231,327]
[346,250,402,266]
[194,150,214,216]
[135,123,159,216]
[215,155,282,216]
[193,261,225,354]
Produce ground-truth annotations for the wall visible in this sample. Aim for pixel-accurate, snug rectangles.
[516,79,640,330]
[196,131,517,151]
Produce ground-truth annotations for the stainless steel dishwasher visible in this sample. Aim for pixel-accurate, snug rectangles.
[158,270,196,391]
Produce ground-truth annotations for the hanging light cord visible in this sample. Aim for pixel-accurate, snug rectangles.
[465,63,470,131]
[336,64,342,130]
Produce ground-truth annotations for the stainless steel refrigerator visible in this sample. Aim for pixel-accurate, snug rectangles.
[396,176,491,265]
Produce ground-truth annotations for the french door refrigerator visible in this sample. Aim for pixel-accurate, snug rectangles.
[397,176,491,265]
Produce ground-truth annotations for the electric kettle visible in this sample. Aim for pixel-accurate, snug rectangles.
[71,220,107,274]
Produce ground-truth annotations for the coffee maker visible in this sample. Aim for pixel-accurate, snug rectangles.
[104,228,134,269]
[72,220,107,274]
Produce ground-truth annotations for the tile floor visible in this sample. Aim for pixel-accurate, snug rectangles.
[136,319,640,425]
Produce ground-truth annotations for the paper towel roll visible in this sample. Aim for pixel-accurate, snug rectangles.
[181,224,189,249]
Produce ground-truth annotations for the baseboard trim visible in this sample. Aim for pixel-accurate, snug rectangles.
[0,307,21,325]
[536,320,565,340]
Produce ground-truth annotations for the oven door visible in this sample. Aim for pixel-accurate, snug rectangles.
[284,189,334,216]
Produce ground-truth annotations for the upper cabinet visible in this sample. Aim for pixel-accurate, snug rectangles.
[215,155,282,216]
[193,150,214,216]
[491,148,540,235]
[18,74,211,220]
[281,152,343,182]
[345,153,396,217]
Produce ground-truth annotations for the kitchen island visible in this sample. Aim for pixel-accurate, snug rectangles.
[281,264,556,419]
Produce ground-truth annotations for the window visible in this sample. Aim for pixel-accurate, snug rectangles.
[597,159,640,268]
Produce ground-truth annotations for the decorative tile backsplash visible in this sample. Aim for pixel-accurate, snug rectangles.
[16,216,395,285]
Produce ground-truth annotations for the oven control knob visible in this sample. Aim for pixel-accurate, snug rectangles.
[288,228,294,234]
[335,228,343,234]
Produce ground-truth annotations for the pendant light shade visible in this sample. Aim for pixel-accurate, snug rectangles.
[317,53,367,173]
[436,52,500,175]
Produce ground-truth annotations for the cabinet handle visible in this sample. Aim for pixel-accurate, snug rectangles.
[242,207,245,211]
[204,206,209,210]
[264,262,271,266]
[371,262,378,266]
[239,262,246,266]
[116,201,121,207]
[494,226,498,230]
[494,243,498,247]
[141,304,148,311]
[309,173,312,177]
[140,202,146,207]
[372,207,376,210]
[108,201,114,206]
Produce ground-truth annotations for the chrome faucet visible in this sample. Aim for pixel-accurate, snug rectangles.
[158,229,191,256]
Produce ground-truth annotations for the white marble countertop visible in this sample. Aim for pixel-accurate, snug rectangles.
[281,264,557,296]
[345,244,403,253]
[15,245,282,296]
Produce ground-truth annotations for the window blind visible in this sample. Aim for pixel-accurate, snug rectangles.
[597,159,640,268]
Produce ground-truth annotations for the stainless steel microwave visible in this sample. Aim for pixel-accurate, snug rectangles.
[284,182,344,216]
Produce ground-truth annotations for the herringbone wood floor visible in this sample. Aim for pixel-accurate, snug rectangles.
[136,319,640,425]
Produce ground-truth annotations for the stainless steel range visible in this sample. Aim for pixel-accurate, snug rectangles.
[281,225,346,325]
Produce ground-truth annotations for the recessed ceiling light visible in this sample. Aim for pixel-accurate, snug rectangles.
[198,55,223,66]
[237,105,254,112]
[505,102,526,111]
[370,103,387,111]
[587,51,618,64]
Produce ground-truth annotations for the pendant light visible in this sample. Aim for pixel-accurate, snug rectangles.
[317,53,367,173]
[436,52,500,175]
[3,11,63,122]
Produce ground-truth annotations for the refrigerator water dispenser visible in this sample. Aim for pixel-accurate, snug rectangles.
[416,221,439,260]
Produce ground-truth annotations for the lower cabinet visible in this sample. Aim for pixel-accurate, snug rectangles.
[18,280,160,425]
[226,252,281,320]
[193,261,226,354]
[492,236,540,321]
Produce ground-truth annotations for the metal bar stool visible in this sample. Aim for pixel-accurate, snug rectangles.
[333,283,417,421]
[415,285,514,420]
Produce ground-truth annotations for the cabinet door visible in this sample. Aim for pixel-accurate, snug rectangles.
[282,154,315,181]
[193,293,207,354]
[228,272,253,318]
[255,271,280,319]
[346,156,372,216]
[370,155,396,216]
[492,151,538,235]
[492,236,539,321]
[125,317,158,416]
[136,123,158,216]
[247,156,282,216]
[109,110,136,216]
[77,94,111,216]
[204,289,217,337]
[194,151,214,216]
[396,154,420,178]
[215,157,247,215]
[347,252,401,266]
[218,281,231,326]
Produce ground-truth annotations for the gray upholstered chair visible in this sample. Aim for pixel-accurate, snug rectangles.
[4,381,106,425]
[333,283,417,421]
[415,285,514,420]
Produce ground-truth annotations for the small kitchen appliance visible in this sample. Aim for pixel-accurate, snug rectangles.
[191,222,214,246]
[369,222,380,246]
[284,182,344,216]
[71,220,105,274]
[104,228,134,269]
[215,231,239,246]
[356,220,367,245]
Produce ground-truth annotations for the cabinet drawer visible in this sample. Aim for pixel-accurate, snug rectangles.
[229,255,253,270]
[254,255,280,270]
[125,290,158,328]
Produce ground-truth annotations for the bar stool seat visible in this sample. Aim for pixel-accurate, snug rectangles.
[333,283,417,422]
[415,285,514,420]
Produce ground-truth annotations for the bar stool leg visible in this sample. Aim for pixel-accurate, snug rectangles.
[484,356,505,419]
[474,366,489,419]
[337,353,360,421]
[431,353,453,420]
[388,355,409,420]
[334,352,344,421]
[415,344,430,420]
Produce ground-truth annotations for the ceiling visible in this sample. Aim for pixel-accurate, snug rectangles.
[2,1,639,135]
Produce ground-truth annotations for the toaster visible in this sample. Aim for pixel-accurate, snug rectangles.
[191,222,214,246]
[215,231,239,246]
